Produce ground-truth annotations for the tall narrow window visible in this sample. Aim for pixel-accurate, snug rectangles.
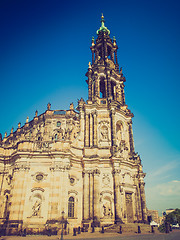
[68,197,74,218]
[100,79,106,98]
[111,81,116,100]
[54,134,58,140]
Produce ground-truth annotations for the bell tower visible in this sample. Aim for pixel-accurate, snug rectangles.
[80,15,147,225]
[86,14,126,105]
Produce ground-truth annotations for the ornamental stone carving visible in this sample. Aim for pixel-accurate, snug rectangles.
[32,198,41,216]
[14,162,30,172]
[50,161,71,171]
[112,169,121,175]
[34,141,51,151]
[102,174,110,187]
[93,168,100,175]
[99,122,109,138]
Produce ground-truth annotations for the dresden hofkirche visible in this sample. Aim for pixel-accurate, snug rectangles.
[0,16,147,234]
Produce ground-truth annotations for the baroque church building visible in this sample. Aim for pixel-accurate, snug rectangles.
[0,16,147,234]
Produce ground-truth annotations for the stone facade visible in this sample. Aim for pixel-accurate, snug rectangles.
[147,209,160,224]
[0,16,147,234]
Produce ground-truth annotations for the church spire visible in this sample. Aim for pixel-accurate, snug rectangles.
[90,15,119,70]
[86,15,127,105]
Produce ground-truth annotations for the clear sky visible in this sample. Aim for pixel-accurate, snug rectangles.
[0,0,180,215]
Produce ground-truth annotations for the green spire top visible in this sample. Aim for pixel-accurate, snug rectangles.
[96,14,110,35]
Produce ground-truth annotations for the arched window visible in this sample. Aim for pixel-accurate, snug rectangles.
[68,197,74,218]
[111,81,116,100]
[55,134,58,140]
[38,136,41,141]
[57,121,61,127]
[100,79,106,98]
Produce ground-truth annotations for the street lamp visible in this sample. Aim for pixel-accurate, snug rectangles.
[61,210,65,240]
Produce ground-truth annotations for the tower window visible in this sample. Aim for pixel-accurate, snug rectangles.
[68,197,74,218]
[100,79,106,98]
[55,134,58,140]
[111,82,116,100]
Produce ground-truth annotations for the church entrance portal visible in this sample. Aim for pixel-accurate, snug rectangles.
[125,193,134,223]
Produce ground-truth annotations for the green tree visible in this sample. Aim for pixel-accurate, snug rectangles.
[166,209,180,224]
[158,209,180,233]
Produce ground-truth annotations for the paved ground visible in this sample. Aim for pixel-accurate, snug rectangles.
[1,230,180,240]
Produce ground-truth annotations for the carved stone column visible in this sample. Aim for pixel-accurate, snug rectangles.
[93,169,100,226]
[93,111,97,147]
[116,84,121,103]
[78,99,85,143]
[18,167,29,220]
[119,83,123,104]
[88,78,92,100]
[128,121,134,153]
[89,171,93,219]
[49,162,70,219]
[134,175,142,221]
[85,113,89,147]
[104,79,108,99]
[89,113,93,147]
[61,170,69,216]
[94,73,99,98]
[113,84,117,101]
[97,79,100,98]
[112,169,122,222]
[83,171,89,220]
[9,162,30,221]
[107,72,111,98]
[110,109,116,147]
[121,85,125,105]
[140,181,147,222]
[80,111,85,139]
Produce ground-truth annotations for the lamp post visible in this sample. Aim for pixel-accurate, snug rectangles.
[61,210,65,240]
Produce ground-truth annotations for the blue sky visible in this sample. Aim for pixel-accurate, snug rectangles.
[0,0,180,215]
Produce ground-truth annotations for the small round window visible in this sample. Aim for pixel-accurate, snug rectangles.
[36,174,43,181]
[70,178,75,184]
[57,121,61,127]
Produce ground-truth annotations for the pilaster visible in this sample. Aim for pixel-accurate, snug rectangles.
[110,109,116,147]
[82,171,89,220]
[94,73,99,98]
[93,169,100,226]
[85,113,90,147]
[93,111,97,147]
[104,79,108,99]
[9,162,30,221]
[133,175,142,221]
[112,169,122,222]
[128,121,135,153]
[107,72,111,98]
[89,113,93,147]
[89,171,93,219]
[140,181,147,222]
